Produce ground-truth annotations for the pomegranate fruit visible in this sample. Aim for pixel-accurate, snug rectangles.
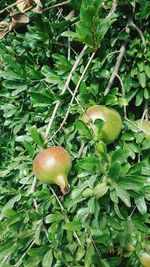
[139,252,150,267]
[33,146,72,194]
[82,105,122,144]
[125,241,135,252]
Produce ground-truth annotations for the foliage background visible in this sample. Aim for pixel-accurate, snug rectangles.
[0,0,150,266]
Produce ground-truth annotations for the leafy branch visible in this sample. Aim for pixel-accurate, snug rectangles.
[49,51,96,141]
[104,21,130,95]
[44,45,88,143]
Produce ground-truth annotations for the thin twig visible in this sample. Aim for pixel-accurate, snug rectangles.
[77,142,86,159]
[49,185,82,249]
[128,206,136,220]
[67,87,85,114]
[44,45,88,142]
[30,176,37,193]
[73,231,82,246]
[44,101,60,142]
[104,22,130,95]
[116,74,127,119]
[107,0,117,17]
[138,100,149,160]
[68,29,71,61]
[19,174,33,190]
[43,0,69,12]
[125,118,150,133]
[14,239,35,267]
[49,51,95,141]
[30,176,38,210]
[0,0,25,14]
[0,0,69,15]
[48,185,81,246]
[86,229,101,258]
[128,18,146,47]
[0,255,10,267]
[48,185,64,211]
[141,100,149,121]
[145,100,149,121]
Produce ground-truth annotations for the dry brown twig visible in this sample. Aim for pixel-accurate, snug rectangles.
[104,16,147,96]
[104,22,130,95]
[49,51,96,141]
[44,0,118,141]
[77,142,86,159]
[141,100,149,122]
[116,74,127,119]
[128,18,146,47]
[48,185,82,245]
[0,0,25,14]
[44,45,88,142]
[43,0,69,12]
[0,0,43,14]
[14,239,35,267]
[107,0,117,17]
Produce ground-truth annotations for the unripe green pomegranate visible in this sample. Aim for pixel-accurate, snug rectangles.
[139,252,150,267]
[125,241,135,252]
[82,105,122,144]
[82,188,94,198]
[135,120,150,139]
[33,146,72,194]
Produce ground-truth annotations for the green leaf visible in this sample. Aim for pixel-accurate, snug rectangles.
[45,213,64,224]
[138,72,146,88]
[134,196,147,215]
[114,204,124,220]
[30,92,54,106]
[144,65,150,78]
[94,118,104,135]
[24,256,41,267]
[111,149,129,163]
[0,241,15,257]
[77,157,99,171]
[31,126,44,147]
[94,182,108,198]
[25,65,42,80]
[42,249,53,267]
[110,190,118,204]
[84,244,95,267]
[23,141,35,158]
[71,180,89,199]
[0,194,21,220]
[88,197,95,214]
[0,170,10,178]
[28,247,48,257]
[41,66,61,84]
[109,161,121,180]
[108,217,124,231]
[63,221,82,231]
[3,54,23,75]
[76,246,85,261]
[115,184,131,207]
[132,217,149,232]
[0,70,24,80]
[12,87,27,96]
[2,80,27,90]
[76,207,89,222]
[135,90,143,106]
[76,120,92,139]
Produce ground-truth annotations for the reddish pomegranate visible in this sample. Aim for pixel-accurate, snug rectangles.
[33,146,72,194]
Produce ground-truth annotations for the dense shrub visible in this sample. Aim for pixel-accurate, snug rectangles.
[0,1,150,266]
